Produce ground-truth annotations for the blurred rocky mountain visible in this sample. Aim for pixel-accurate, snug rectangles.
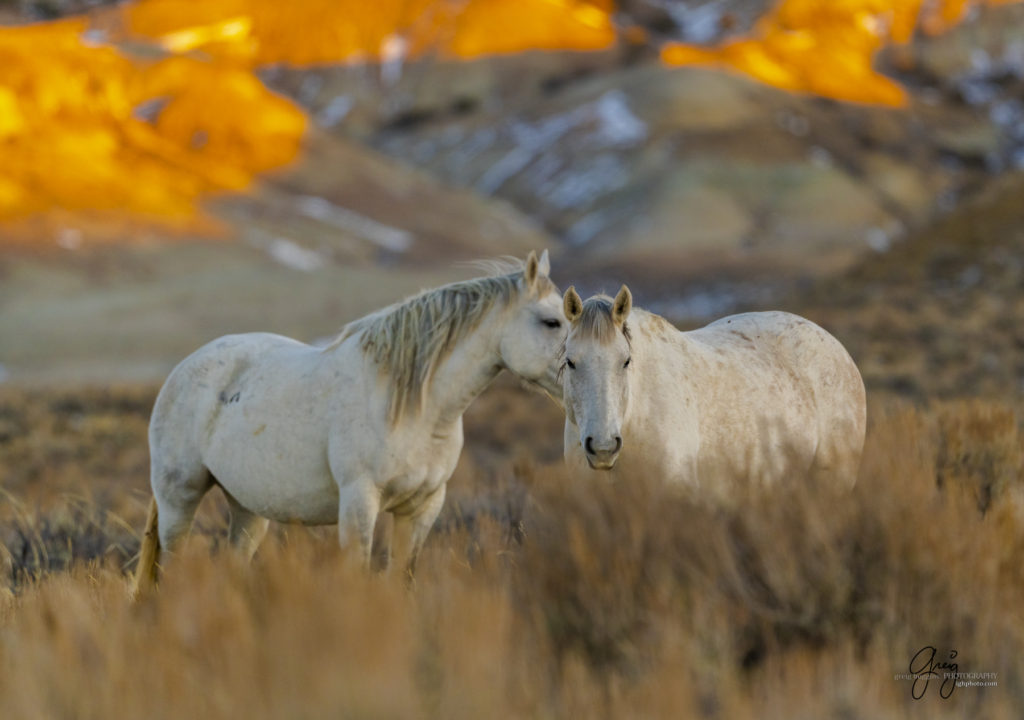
[262,2,1024,279]
[6,0,1024,276]
[215,130,550,266]
[2,0,1023,389]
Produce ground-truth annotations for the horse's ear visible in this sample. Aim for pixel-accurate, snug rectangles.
[538,249,550,277]
[612,285,632,326]
[524,251,539,288]
[563,286,583,323]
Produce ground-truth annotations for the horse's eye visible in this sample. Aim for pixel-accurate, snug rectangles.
[623,357,631,369]
[566,359,576,370]
[541,318,562,329]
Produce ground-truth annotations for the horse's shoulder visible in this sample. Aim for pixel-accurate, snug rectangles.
[629,309,681,347]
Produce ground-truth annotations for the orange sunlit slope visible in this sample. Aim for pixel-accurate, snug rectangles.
[0,1,613,243]
[0,18,306,240]
[662,0,1024,106]
[123,0,615,65]
[2,0,1020,244]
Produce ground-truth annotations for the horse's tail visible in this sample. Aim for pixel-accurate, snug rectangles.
[130,498,160,600]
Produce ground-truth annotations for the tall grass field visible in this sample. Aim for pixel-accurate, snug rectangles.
[0,383,1021,718]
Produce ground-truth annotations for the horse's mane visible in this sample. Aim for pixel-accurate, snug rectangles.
[327,258,554,424]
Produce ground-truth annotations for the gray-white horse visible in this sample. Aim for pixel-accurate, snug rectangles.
[132,251,565,594]
[560,286,866,492]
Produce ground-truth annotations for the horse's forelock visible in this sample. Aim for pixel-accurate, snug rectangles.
[534,274,557,298]
[571,296,631,346]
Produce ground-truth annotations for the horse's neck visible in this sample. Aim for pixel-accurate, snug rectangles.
[424,314,504,431]
[630,313,692,406]
[627,313,702,451]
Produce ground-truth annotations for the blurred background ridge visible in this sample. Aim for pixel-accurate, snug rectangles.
[0,0,1022,244]
[1,0,1023,389]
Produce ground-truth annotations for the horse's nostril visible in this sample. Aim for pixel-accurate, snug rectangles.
[585,436,621,457]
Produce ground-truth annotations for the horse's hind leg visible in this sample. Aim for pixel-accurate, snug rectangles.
[224,489,269,562]
[152,460,214,557]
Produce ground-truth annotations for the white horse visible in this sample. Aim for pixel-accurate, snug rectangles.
[132,251,566,594]
[559,286,866,492]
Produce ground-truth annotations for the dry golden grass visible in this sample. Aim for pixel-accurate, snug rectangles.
[0,384,1022,718]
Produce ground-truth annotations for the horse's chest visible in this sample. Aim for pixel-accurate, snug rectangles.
[378,433,461,513]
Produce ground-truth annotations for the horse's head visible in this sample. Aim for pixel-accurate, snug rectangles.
[561,285,633,470]
[497,250,567,398]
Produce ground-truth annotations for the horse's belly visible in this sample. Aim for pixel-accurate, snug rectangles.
[698,413,817,486]
[234,476,339,525]
[204,437,340,525]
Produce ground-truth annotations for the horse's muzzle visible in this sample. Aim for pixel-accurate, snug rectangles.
[584,435,622,470]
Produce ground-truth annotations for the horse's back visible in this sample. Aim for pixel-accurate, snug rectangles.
[698,311,858,385]
[182,332,311,373]
[700,310,823,347]
[150,332,317,449]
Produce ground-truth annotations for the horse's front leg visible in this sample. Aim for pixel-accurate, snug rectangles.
[392,484,446,580]
[336,481,381,569]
